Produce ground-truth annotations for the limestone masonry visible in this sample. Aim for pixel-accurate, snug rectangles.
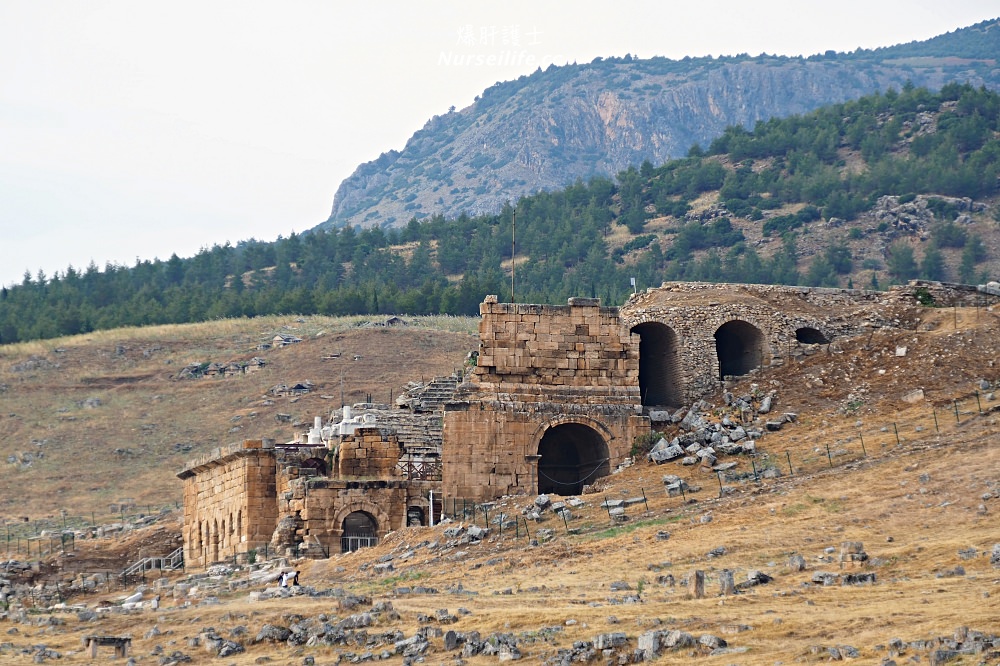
[178,280,992,567]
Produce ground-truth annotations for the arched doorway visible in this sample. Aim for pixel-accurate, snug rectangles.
[341,511,378,553]
[630,322,683,407]
[406,506,425,527]
[714,320,766,379]
[537,423,610,496]
[795,327,829,344]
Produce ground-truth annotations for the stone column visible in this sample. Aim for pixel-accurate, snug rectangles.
[719,569,736,595]
[688,570,705,598]
[524,455,541,495]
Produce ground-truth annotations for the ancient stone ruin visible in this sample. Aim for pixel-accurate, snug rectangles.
[178,280,996,567]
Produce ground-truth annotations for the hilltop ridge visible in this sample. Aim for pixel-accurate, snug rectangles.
[323,18,1000,230]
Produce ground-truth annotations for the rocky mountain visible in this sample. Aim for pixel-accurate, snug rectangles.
[321,18,1000,230]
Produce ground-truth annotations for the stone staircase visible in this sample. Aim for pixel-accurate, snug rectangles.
[121,546,184,581]
[395,374,462,413]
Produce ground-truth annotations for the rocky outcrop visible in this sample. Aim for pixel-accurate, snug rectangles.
[321,20,1000,230]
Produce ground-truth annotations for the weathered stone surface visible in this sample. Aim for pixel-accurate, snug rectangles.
[650,441,685,463]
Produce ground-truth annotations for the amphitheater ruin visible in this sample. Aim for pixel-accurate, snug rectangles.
[178,280,995,568]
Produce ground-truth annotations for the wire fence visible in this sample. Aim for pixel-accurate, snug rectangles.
[748,389,996,481]
[0,501,181,558]
[2,389,994,563]
[436,389,997,539]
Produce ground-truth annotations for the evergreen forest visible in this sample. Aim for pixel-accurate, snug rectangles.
[2,83,998,344]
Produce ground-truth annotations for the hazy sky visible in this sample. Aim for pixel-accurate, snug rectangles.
[1,1,996,288]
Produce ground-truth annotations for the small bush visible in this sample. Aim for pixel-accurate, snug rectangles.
[631,431,664,457]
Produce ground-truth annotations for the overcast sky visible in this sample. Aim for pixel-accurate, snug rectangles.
[1,1,996,288]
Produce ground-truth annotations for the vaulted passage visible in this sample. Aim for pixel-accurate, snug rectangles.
[714,320,766,379]
[537,423,610,496]
[631,322,683,407]
[341,511,378,553]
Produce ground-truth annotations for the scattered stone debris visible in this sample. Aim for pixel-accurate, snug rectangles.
[176,357,266,379]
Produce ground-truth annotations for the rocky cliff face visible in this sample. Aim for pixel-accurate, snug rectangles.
[322,20,1000,230]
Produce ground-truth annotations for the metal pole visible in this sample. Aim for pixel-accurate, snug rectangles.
[953,400,960,423]
[825,443,833,468]
[933,408,939,433]
[976,391,983,415]
[859,433,867,457]
[893,422,901,446]
[786,451,794,476]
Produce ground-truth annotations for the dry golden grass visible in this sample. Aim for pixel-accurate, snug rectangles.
[23,420,997,665]
[2,305,999,665]
[0,315,477,522]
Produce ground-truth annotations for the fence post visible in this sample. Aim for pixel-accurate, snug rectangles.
[716,471,724,497]
[953,401,960,423]
[750,459,760,483]
[976,391,983,415]
[825,443,833,468]
[786,451,794,476]
[893,423,900,446]
[933,408,940,434]
[641,488,649,512]
[859,433,867,457]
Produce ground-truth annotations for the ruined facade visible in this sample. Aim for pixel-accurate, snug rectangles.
[179,280,988,566]
[442,296,647,501]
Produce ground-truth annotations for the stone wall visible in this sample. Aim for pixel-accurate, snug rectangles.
[619,282,886,401]
[472,296,639,391]
[177,439,277,568]
[443,297,647,502]
[337,428,403,478]
[179,281,951,566]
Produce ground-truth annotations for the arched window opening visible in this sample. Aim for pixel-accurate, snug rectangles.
[406,506,425,527]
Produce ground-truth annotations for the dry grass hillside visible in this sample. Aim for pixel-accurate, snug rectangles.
[0,315,478,521]
[1,303,999,665]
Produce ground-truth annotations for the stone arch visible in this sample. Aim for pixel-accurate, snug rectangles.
[795,326,829,344]
[533,418,612,496]
[714,319,767,379]
[630,321,683,407]
[331,500,391,553]
[340,511,378,553]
